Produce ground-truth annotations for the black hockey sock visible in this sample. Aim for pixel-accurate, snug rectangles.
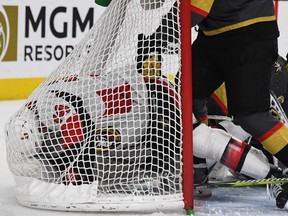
[274,145,288,168]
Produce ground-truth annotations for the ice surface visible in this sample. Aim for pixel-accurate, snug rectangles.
[1,100,288,216]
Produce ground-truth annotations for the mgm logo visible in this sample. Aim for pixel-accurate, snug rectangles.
[0,6,18,62]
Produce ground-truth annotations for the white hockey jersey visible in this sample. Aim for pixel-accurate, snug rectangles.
[7,64,181,186]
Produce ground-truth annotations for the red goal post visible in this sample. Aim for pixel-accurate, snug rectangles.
[179,0,193,213]
[5,0,194,214]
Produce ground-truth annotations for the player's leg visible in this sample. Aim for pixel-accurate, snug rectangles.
[223,39,288,166]
[221,39,288,208]
[192,34,225,196]
[192,35,224,124]
[193,122,288,209]
[193,123,272,180]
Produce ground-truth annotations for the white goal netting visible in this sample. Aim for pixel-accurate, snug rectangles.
[5,0,187,212]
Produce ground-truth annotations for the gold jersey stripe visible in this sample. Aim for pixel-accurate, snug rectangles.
[261,124,288,155]
[203,16,276,36]
[213,83,227,109]
[191,0,214,14]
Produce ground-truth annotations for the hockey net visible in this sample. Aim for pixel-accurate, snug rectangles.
[5,0,193,212]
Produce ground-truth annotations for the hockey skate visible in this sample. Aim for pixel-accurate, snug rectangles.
[267,165,288,209]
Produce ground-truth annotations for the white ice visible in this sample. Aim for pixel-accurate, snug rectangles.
[1,100,288,216]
